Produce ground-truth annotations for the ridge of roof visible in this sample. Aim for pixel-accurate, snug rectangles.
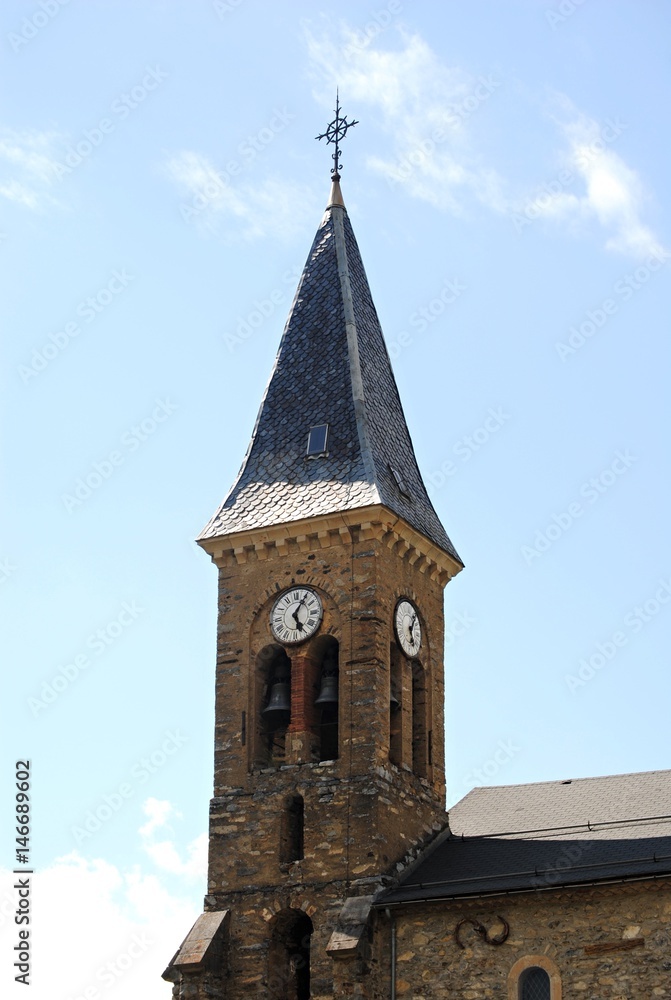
[455,767,671,796]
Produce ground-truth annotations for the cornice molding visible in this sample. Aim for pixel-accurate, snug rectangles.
[197,504,463,587]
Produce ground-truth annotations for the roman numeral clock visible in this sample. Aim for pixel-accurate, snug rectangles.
[271,587,324,644]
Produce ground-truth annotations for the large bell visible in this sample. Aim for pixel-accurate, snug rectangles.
[263,680,291,716]
[315,674,338,706]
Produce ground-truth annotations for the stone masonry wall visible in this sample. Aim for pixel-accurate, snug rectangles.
[367,879,671,999]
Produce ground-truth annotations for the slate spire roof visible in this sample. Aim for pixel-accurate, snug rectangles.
[199,178,461,564]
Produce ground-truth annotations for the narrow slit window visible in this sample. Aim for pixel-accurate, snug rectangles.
[306,424,329,457]
[279,795,304,864]
[389,464,411,499]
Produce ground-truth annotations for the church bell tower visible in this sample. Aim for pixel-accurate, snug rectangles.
[164,105,462,1000]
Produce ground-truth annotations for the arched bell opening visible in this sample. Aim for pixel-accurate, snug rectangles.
[389,642,403,767]
[256,644,292,767]
[411,659,428,778]
[268,908,313,1000]
[311,635,339,762]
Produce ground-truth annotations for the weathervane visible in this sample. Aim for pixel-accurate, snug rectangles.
[316,91,358,178]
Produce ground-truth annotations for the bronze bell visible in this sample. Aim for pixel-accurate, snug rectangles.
[263,680,291,716]
[315,674,338,706]
[389,692,401,711]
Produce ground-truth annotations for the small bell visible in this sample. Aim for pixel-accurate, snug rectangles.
[315,674,339,706]
[263,680,291,716]
[389,692,401,711]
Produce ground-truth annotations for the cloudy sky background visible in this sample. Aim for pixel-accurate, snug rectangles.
[1,1,669,997]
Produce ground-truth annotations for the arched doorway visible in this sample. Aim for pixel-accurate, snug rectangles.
[268,908,313,1000]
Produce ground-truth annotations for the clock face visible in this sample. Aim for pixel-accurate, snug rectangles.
[394,599,422,657]
[271,587,323,645]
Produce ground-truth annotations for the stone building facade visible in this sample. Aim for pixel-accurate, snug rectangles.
[163,174,671,999]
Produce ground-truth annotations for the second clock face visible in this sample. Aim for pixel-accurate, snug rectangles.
[271,587,323,645]
[395,599,422,657]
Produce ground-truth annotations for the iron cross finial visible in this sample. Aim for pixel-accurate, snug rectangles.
[316,91,359,179]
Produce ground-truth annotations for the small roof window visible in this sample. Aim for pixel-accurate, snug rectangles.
[307,424,329,457]
[389,465,411,500]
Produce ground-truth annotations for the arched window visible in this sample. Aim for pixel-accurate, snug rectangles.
[519,967,551,1000]
[508,956,561,1000]
[279,794,304,864]
[268,908,313,1000]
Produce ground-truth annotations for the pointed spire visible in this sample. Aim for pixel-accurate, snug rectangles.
[199,191,461,567]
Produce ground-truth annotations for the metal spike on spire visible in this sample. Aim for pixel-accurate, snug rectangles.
[316,90,359,179]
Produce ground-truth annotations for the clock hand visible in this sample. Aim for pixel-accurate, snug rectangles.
[291,602,306,630]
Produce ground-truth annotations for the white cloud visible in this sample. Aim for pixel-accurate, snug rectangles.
[559,111,662,256]
[164,150,317,242]
[0,128,64,210]
[305,23,506,214]
[305,23,663,257]
[139,797,177,839]
[0,802,204,1000]
[139,798,207,879]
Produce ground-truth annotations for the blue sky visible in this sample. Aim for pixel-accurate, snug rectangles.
[1,1,669,996]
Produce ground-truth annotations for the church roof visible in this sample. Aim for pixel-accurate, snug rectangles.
[379,769,671,904]
[199,180,461,563]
